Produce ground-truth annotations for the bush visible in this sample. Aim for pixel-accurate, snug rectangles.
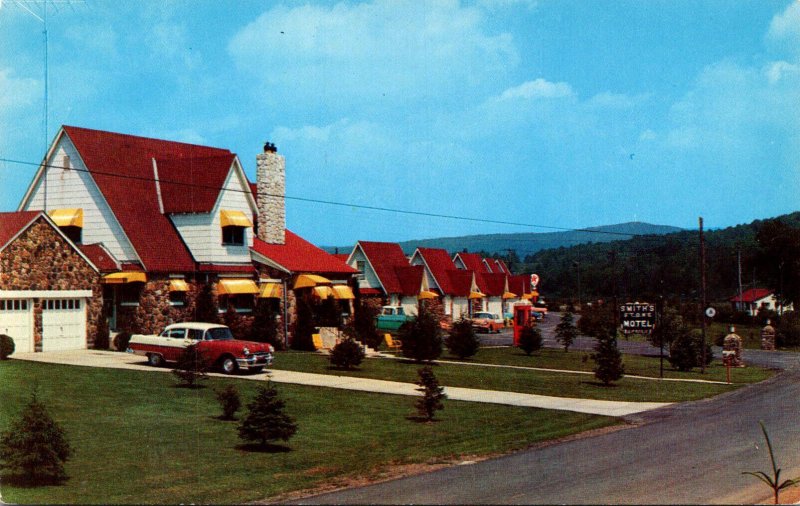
[0,334,14,360]
[92,318,110,350]
[518,326,542,356]
[291,296,316,351]
[238,382,297,448]
[592,334,624,386]
[195,283,219,324]
[0,390,71,484]
[445,316,480,359]
[578,303,616,339]
[329,338,366,370]
[669,329,713,372]
[352,299,381,350]
[399,304,442,363]
[555,312,579,352]
[172,344,210,388]
[776,312,800,348]
[215,385,241,420]
[113,331,132,352]
[414,366,446,422]
[249,299,282,350]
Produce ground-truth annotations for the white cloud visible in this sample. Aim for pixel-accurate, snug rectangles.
[496,78,573,101]
[0,68,40,110]
[768,1,800,46]
[765,60,800,83]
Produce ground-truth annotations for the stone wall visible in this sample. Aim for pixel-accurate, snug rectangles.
[0,217,102,349]
[115,276,199,335]
[255,149,286,245]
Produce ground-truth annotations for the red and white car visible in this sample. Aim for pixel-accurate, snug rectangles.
[128,322,274,374]
[471,312,504,333]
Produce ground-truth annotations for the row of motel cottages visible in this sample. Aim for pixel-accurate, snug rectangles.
[0,126,534,353]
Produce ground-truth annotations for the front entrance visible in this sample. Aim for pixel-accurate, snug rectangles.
[42,298,87,351]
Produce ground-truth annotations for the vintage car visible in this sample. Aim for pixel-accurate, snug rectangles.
[128,322,274,374]
[375,305,413,331]
[471,312,504,333]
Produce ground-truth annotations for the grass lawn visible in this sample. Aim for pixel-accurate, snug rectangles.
[0,360,615,504]
[271,347,774,403]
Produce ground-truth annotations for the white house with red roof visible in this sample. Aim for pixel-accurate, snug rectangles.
[729,288,793,316]
[410,247,481,321]
[17,125,355,346]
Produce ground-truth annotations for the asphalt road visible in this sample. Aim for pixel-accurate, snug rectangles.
[295,315,800,504]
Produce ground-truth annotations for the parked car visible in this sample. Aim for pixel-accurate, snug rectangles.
[375,305,413,331]
[128,322,274,374]
[471,312,504,333]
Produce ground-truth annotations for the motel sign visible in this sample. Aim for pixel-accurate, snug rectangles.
[619,302,656,335]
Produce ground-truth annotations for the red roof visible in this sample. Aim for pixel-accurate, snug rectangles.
[508,274,532,296]
[252,230,357,276]
[0,211,41,249]
[730,288,773,303]
[78,243,120,272]
[482,272,507,297]
[495,259,511,275]
[63,126,235,272]
[197,264,257,274]
[157,155,237,214]
[446,269,474,297]
[414,248,457,294]
[395,265,425,296]
[357,241,413,295]
[359,287,382,296]
[332,254,350,262]
[454,252,491,273]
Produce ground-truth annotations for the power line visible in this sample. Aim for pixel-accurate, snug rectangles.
[2,155,664,239]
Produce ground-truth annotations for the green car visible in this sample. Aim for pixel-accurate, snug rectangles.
[375,306,412,331]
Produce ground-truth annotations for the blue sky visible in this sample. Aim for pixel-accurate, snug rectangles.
[1,0,798,246]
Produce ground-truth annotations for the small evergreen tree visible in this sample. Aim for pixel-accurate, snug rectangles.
[113,331,132,352]
[292,295,317,351]
[399,304,442,363]
[0,390,71,484]
[592,332,624,386]
[669,329,713,372]
[249,299,281,349]
[172,344,210,388]
[555,311,579,352]
[195,283,220,324]
[0,334,14,360]
[238,382,297,448]
[518,326,543,356]
[329,337,366,370]
[215,385,241,420]
[445,316,480,359]
[414,366,446,422]
[92,318,110,350]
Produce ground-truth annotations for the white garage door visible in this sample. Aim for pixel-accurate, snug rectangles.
[42,298,86,352]
[0,299,34,353]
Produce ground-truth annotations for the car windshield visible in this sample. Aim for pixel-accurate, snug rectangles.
[474,313,491,318]
[205,327,234,341]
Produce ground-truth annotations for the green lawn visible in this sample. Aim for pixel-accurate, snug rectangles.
[271,347,774,403]
[0,360,614,504]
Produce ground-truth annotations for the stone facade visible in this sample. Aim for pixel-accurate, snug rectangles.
[256,147,286,245]
[761,322,776,351]
[722,327,745,367]
[115,276,200,335]
[0,217,101,349]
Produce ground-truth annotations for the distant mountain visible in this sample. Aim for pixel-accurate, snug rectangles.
[324,222,682,257]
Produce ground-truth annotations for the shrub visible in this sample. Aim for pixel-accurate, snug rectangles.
[92,318,110,350]
[216,385,241,420]
[238,382,297,448]
[578,303,616,339]
[352,299,381,350]
[669,329,713,372]
[113,331,132,352]
[0,334,14,360]
[249,299,282,350]
[329,337,366,370]
[399,304,442,363]
[592,334,624,386]
[172,344,210,388]
[291,296,316,351]
[194,283,219,324]
[414,366,446,422]
[445,316,480,359]
[0,390,71,484]
[518,326,542,356]
[555,311,579,352]
[776,312,800,348]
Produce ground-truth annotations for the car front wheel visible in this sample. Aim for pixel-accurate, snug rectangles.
[148,354,164,367]
[220,356,238,374]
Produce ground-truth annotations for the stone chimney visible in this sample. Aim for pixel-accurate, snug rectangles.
[256,142,285,244]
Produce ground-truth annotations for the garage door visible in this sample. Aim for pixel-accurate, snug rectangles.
[0,299,34,353]
[42,298,86,352]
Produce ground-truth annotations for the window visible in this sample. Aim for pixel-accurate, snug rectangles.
[222,226,245,246]
[218,294,254,313]
[169,291,186,306]
[120,283,143,306]
[356,260,366,281]
[161,328,186,339]
[61,225,82,244]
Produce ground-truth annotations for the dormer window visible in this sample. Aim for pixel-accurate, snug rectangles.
[48,208,83,244]
[220,210,252,246]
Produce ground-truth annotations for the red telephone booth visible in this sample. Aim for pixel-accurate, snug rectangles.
[512,303,533,346]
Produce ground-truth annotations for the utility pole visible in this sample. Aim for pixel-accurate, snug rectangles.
[737,248,743,313]
[699,217,707,374]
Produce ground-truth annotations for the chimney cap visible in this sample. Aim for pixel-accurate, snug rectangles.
[263,141,277,153]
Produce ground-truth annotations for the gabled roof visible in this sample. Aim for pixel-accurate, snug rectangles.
[78,243,120,272]
[251,230,357,276]
[354,241,413,295]
[508,274,532,297]
[454,252,491,273]
[395,265,425,297]
[482,272,508,297]
[60,126,238,272]
[0,211,41,250]
[157,155,238,214]
[495,259,511,275]
[730,288,774,303]
[413,247,457,294]
[446,269,474,297]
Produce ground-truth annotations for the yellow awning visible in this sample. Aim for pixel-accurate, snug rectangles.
[522,293,534,300]
[168,279,189,292]
[258,282,283,299]
[468,291,487,300]
[331,285,355,300]
[220,209,253,228]
[530,290,539,297]
[217,278,258,295]
[294,274,331,289]
[502,291,518,299]
[102,271,147,284]
[313,285,334,299]
[418,290,440,300]
[49,208,83,228]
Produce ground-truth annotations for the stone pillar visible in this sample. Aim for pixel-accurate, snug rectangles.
[256,142,285,245]
[761,320,776,351]
[723,326,745,367]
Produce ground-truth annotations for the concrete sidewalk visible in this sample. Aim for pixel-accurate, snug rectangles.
[13,350,670,417]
